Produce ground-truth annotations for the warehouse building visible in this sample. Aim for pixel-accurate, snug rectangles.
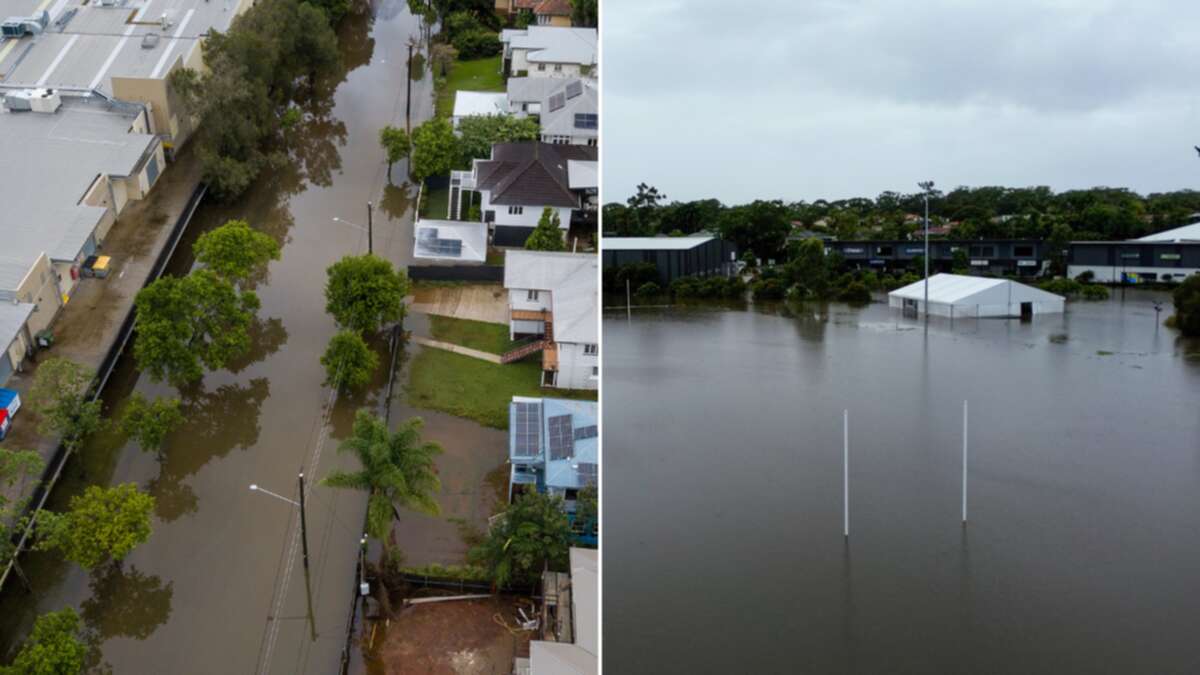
[601,235,738,285]
[1067,224,1200,284]
[888,273,1065,318]
[825,239,1047,276]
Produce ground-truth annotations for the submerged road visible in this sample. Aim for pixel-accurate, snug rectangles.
[0,2,435,672]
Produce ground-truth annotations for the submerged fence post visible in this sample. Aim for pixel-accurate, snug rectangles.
[626,279,631,321]
[962,400,969,524]
[843,409,849,538]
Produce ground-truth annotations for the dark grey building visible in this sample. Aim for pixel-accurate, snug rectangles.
[1067,241,1200,284]
[602,236,737,285]
[824,239,1047,277]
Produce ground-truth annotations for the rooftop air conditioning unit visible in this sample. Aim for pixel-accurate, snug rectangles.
[4,89,61,114]
[0,10,48,38]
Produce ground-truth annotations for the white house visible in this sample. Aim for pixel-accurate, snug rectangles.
[888,273,1065,318]
[505,77,562,116]
[500,26,597,78]
[453,142,597,247]
[539,79,597,146]
[502,251,598,390]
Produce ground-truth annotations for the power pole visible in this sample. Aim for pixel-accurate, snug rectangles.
[297,471,310,572]
[406,41,414,134]
[918,180,936,320]
[367,202,374,255]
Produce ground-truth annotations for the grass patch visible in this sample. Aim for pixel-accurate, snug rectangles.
[420,179,451,219]
[435,55,504,119]
[429,314,520,354]
[486,247,505,265]
[405,348,597,429]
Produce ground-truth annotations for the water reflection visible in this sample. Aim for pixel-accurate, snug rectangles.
[80,565,173,642]
[378,183,415,220]
[224,316,290,374]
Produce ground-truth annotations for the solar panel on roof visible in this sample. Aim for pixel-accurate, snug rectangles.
[573,425,597,441]
[547,414,575,460]
[565,81,583,99]
[577,462,598,485]
[415,227,466,259]
[548,93,565,112]
[514,402,541,458]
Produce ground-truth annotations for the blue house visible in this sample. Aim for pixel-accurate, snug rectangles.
[509,396,598,544]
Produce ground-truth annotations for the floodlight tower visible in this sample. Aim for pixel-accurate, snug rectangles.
[918,180,936,318]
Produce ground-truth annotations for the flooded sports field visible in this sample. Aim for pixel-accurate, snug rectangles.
[604,290,1200,674]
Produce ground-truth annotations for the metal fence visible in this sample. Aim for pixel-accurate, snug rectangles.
[408,265,504,282]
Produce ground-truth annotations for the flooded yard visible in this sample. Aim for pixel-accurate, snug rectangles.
[604,290,1200,674]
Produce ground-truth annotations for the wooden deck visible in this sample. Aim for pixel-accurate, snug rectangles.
[511,308,552,322]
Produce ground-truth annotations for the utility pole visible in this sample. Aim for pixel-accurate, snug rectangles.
[366,202,374,255]
[406,40,415,134]
[298,471,310,572]
[918,180,936,320]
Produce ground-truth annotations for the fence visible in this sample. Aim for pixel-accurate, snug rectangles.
[408,265,504,283]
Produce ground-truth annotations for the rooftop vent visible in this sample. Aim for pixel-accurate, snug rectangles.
[141,33,160,49]
[4,88,62,114]
[1,10,48,38]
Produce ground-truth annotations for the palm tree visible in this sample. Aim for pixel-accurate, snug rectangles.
[322,410,442,541]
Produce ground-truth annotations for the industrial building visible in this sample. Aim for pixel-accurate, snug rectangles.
[601,235,738,285]
[1067,224,1200,284]
[888,273,1065,318]
[825,239,1047,276]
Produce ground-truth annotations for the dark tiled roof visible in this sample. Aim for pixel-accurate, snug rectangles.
[535,0,573,15]
[475,143,597,208]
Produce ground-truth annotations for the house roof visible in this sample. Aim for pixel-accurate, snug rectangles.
[504,251,597,344]
[534,0,572,16]
[889,273,1063,305]
[500,26,597,66]
[602,236,716,251]
[413,220,488,262]
[475,142,596,208]
[566,160,596,190]
[451,91,507,119]
[508,397,598,487]
[506,76,564,105]
[1137,223,1200,243]
[539,79,597,138]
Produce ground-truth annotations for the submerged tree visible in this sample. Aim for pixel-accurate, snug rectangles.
[470,491,571,588]
[322,411,442,541]
[36,483,155,570]
[379,126,411,183]
[193,219,281,284]
[321,330,379,390]
[27,358,103,453]
[324,255,409,333]
[120,394,184,459]
[1172,274,1200,336]
[409,117,458,182]
[0,608,87,675]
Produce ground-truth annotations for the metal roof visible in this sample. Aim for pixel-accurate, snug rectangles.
[601,236,716,251]
[539,78,596,138]
[0,98,156,289]
[889,273,1063,305]
[506,76,563,104]
[566,160,595,190]
[413,220,487,262]
[500,26,597,66]
[1137,223,1200,243]
[508,396,598,490]
[451,90,506,119]
[0,301,35,352]
[504,251,597,344]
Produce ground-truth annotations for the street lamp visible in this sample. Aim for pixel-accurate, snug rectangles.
[918,180,936,319]
[249,472,310,572]
[332,201,374,254]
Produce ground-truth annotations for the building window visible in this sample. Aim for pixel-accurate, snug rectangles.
[537,63,546,71]
[584,344,598,356]
[586,138,597,147]
[1014,245,1034,257]
[554,64,562,72]
[508,205,523,215]
[574,113,598,129]
[527,290,540,301]
[875,245,894,256]
[591,366,598,376]
[969,245,996,258]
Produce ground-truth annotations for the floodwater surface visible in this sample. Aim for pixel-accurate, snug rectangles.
[604,291,1200,674]
[0,2,439,672]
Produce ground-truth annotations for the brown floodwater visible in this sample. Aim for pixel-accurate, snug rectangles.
[0,2,459,672]
[604,291,1200,674]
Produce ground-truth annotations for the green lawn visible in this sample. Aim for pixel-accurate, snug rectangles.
[405,348,598,429]
[435,55,504,118]
[429,315,520,355]
[420,179,450,219]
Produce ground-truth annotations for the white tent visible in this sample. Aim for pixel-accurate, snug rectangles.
[888,273,1064,318]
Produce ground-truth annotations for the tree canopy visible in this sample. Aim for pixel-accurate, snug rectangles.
[37,483,155,570]
[524,208,566,251]
[194,219,280,283]
[409,117,459,181]
[120,394,184,456]
[322,411,442,541]
[470,491,571,587]
[27,358,103,453]
[0,608,87,675]
[321,330,379,390]
[718,200,792,262]
[379,125,411,182]
[324,254,409,333]
[134,270,261,386]
[456,115,539,164]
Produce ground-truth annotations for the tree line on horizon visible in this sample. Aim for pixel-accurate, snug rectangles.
[604,183,1200,261]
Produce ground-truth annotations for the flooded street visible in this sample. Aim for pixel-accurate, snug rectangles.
[0,2,459,672]
[604,291,1200,674]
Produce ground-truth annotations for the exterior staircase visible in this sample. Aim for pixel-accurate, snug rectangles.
[500,311,556,365]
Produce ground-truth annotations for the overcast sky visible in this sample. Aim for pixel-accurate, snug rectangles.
[601,0,1200,205]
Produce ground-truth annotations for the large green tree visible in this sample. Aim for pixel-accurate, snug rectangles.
[193,219,280,284]
[322,411,442,541]
[134,270,261,386]
[378,125,411,183]
[324,255,409,333]
[0,449,43,562]
[36,483,155,570]
[718,200,792,262]
[0,608,87,675]
[570,0,597,27]
[409,117,459,181]
[469,491,571,587]
[455,115,539,164]
[27,358,103,453]
[525,208,566,251]
[1172,274,1200,337]
[120,394,184,459]
[321,331,379,390]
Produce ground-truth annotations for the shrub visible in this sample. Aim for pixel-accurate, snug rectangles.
[1080,284,1110,301]
[751,278,786,300]
[1074,270,1095,283]
[1040,277,1083,296]
[839,281,871,304]
[634,282,661,300]
[1172,274,1200,336]
[453,30,501,59]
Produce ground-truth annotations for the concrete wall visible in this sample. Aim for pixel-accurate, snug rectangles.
[509,288,553,313]
[554,341,597,390]
[1068,265,1200,284]
[13,254,63,337]
[480,190,574,228]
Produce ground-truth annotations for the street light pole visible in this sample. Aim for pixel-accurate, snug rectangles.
[918,181,936,319]
[297,472,310,572]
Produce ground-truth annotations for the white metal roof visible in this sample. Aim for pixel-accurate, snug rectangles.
[889,273,1063,305]
[566,160,596,190]
[500,26,597,66]
[504,251,597,344]
[451,91,506,119]
[413,220,487,263]
[539,79,596,138]
[1137,223,1200,243]
[0,301,35,350]
[602,236,716,251]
